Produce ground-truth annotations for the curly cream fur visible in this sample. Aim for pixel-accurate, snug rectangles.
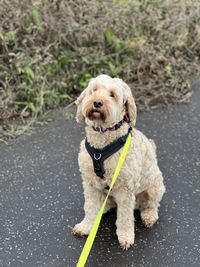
[72,75,165,250]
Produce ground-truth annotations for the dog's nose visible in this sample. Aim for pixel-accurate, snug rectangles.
[93,101,103,109]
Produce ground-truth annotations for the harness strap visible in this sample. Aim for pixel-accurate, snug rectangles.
[85,127,132,179]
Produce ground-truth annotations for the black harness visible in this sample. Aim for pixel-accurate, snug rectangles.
[85,127,132,180]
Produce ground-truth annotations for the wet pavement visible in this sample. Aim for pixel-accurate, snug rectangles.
[0,81,200,267]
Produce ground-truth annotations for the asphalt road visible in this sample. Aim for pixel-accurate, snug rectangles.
[0,81,200,267]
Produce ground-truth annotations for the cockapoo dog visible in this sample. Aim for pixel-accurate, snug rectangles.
[72,74,165,250]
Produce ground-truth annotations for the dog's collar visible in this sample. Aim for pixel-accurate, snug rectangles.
[92,113,130,133]
[85,127,132,179]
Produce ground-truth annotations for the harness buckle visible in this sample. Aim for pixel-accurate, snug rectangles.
[94,153,101,160]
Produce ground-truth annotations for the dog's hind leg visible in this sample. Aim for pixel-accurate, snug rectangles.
[137,173,165,228]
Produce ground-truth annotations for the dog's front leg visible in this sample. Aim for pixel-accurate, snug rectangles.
[114,189,135,250]
[72,181,104,236]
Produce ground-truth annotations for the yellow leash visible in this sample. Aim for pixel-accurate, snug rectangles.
[76,133,132,267]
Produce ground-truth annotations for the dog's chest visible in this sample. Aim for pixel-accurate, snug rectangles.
[98,133,106,143]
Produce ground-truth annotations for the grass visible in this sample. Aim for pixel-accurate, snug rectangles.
[0,0,200,140]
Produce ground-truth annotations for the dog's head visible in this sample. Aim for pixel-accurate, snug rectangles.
[75,74,137,128]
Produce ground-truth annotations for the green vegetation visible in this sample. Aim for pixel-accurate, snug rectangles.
[0,0,200,139]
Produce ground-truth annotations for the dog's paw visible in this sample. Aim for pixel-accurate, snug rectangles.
[141,208,158,228]
[117,229,135,250]
[119,239,134,250]
[72,221,91,236]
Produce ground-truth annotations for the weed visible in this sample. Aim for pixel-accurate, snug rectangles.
[0,0,200,139]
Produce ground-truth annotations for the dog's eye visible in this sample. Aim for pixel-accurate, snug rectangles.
[110,91,115,98]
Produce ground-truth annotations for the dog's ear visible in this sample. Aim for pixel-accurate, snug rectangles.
[124,87,137,128]
[114,78,137,128]
[75,78,95,123]
[75,89,86,123]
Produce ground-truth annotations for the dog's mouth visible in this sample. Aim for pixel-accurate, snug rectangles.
[92,109,101,114]
[86,108,107,121]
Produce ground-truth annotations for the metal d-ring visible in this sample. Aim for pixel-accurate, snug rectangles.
[94,153,101,160]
